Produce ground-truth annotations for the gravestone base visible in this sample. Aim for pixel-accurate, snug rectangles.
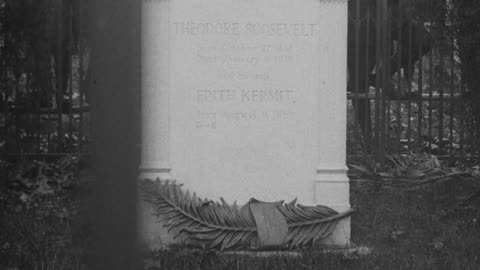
[222,245,372,258]
[139,217,351,251]
[314,168,351,247]
[138,171,351,250]
[138,198,173,251]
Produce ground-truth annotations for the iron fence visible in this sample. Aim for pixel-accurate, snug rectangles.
[1,0,90,158]
[1,0,479,161]
[347,0,479,161]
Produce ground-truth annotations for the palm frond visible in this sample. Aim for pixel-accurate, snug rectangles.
[139,179,354,250]
[279,201,355,248]
[140,179,256,250]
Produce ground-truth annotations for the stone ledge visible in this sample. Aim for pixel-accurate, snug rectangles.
[221,245,372,259]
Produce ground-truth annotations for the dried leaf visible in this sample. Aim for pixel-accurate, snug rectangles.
[349,164,370,174]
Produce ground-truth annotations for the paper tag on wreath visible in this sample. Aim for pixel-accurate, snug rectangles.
[248,199,288,247]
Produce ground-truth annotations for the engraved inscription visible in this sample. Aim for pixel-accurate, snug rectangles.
[174,19,316,129]
[173,21,318,37]
[196,89,294,103]
[196,109,294,129]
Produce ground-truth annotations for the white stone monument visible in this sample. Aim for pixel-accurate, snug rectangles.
[140,0,350,248]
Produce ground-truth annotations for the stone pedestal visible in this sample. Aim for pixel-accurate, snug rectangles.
[139,0,350,248]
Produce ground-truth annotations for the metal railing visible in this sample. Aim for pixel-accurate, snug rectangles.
[1,0,478,162]
[347,0,479,161]
[1,0,90,158]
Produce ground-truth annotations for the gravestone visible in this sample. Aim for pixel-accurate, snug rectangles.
[140,0,350,248]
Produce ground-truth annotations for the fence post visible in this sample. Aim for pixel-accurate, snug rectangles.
[375,0,388,162]
[55,0,65,152]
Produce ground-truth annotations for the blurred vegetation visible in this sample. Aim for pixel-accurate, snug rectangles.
[452,0,480,151]
[1,0,91,154]
[409,0,480,154]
